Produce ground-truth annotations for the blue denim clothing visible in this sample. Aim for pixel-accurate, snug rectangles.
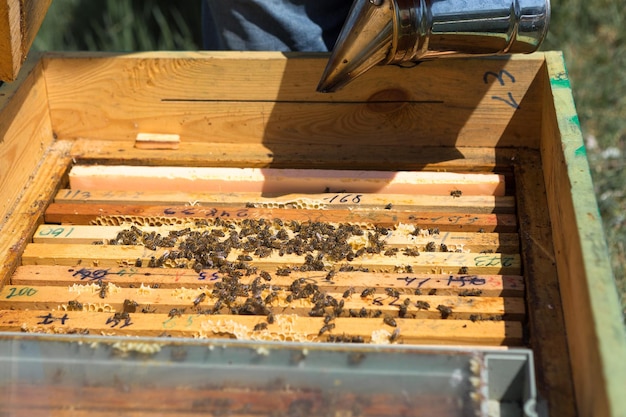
[202,0,352,52]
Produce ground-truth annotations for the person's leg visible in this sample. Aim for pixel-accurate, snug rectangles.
[201,0,223,49]
[202,0,351,52]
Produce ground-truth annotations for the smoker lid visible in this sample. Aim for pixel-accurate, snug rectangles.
[316,0,394,93]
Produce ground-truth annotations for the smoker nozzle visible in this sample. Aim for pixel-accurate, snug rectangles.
[317,0,550,93]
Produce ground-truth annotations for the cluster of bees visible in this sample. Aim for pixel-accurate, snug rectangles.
[112,219,391,272]
[109,218,455,341]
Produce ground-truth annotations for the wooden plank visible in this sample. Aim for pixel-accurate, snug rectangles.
[0,0,51,81]
[0,54,53,225]
[542,52,626,417]
[19,0,52,60]
[513,149,576,417]
[69,138,518,172]
[12,265,525,297]
[20,243,522,275]
[42,51,545,148]
[0,141,70,288]
[43,203,518,232]
[0,0,21,80]
[53,188,517,214]
[32,224,520,253]
[67,165,506,196]
[0,284,524,320]
[1,310,524,345]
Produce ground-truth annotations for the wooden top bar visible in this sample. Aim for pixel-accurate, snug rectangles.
[53,189,517,214]
[44,203,518,232]
[0,310,524,346]
[12,265,525,297]
[20,243,522,275]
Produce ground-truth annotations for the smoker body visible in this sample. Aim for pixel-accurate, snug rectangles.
[318,0,550,91]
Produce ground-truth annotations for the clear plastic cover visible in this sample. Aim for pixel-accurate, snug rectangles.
[0,333,537,416]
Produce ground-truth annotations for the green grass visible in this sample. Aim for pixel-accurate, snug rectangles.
[33,0,201,51]
[34,0,625,318]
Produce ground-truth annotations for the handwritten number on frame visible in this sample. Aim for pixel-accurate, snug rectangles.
[483,69,520,110]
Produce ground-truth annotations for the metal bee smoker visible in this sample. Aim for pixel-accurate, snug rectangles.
[317,0,550,92]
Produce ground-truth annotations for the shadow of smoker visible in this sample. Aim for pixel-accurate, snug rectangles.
[257,52,530,196]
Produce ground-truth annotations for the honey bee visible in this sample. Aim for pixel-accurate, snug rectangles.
[403,247,420,257]
[389,328,400,343]
[253,322,268,331]
[276,267,291,276]
[264,291,278,305]
[398,304,408,318]
[318,323,335,336]
[98,281,108,299]
[113,311,129,320]
[436,304,452,319]
[459,289,482,297]
[123,299,138,313]
[334,299,345,316]
[342,287,355,298]
[168,308,185,318]
[384,287,400,298]
[109,311,130,327]
[415,301,430,310]
[193,292,206,306]
[383,316,397,327]
[469,314,482,322]
[67,300,83,311]
[309,307,325,317]
[360,287,376,298]
[324,270,336,281]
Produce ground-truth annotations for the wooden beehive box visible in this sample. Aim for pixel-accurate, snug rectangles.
[0,51,624,417]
